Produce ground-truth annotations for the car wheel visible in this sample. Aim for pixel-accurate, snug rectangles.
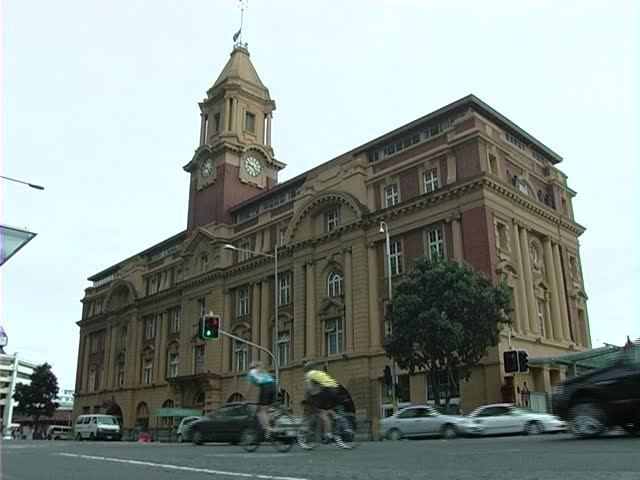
[89,433,95,441]
[569,401,606,438]
[75,433,82,441]
[54,436,61,441]
[192,429,204,445]
[441,424,457,439]
[525,421,543,436]
[622,423,640,436]
[387,428,402,441]
[177,433,183,443]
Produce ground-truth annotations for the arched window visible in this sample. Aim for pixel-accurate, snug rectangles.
[327,270,343,297]
[194,391,205,406]
[161,399,174,427]
[227,393,245,404]
[200,254,209,273]
[135,402,149,429]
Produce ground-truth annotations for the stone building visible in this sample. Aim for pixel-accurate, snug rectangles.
[73,44,590,433]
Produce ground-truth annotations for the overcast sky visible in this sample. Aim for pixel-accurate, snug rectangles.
[1,1,638,390]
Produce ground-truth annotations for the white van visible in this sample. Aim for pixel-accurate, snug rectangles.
[74,414,121,441]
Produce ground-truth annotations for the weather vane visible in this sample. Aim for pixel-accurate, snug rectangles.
[233,0,248,47]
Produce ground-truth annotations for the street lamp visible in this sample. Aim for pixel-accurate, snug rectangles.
[223,243,280,389]
[379,221,399,414]
[1,175,45,190]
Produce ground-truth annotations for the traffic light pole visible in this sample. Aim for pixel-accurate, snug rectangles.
[219,329,280,393]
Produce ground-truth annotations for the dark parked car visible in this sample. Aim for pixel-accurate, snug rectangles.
[189,402,299,445]
[552,343,640,438]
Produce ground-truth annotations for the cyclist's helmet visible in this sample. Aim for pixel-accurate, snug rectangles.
[301,360,314,373]
[248,361,262,370]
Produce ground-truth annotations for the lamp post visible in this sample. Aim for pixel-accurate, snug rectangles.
[379,221,398,414]
[223,243,279,389]
[0,175,45,190]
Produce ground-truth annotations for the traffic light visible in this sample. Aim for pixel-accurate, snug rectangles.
[517,350,529,373]
[503,350,519,374]
[199,314,220,340]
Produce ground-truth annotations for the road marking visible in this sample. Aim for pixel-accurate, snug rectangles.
[58,453,310,480]
[205,453,299,459]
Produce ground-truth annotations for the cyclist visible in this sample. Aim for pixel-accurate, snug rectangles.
[302,360,340,442]
[247,360,276,438]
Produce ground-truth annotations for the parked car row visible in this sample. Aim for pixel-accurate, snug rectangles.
[379,403,565,440]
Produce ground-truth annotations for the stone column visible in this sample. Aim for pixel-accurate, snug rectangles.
[512,223,531,334]
[266,113,272,146]
[80,335,90,392]
[544,292,553,340]
[260,278,270,363]
[518,225,538,334]
[451,215,464,261]
[200,113,206,145]
[103,327,113,389]
[224,98,230,132]
[222,290,232,372]
[251,283,261,352]
[344,248,354,352]
[553,243,572,342]
[368,244,381,349]
[542,238,563,341]
[158,312,168,382]
[305,262,317,357]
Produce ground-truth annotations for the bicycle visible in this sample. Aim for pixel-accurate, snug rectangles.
[240,403,297,453]
[297,400,359,450]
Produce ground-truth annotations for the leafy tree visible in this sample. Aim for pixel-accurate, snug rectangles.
[13,362,60,433]
[384,257,511,410]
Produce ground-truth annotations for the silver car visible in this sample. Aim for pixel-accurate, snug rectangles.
[380,405,479,440]
[466,403,566,436]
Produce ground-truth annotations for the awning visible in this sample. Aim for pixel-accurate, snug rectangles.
[528,345,623,371]
[155,408,203,418]
[0,224,37,266]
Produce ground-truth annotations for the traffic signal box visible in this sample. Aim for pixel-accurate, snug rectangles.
[503,349,529,373]
[199,314,220,340]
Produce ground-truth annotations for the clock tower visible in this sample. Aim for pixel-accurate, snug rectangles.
[184,44,285,230]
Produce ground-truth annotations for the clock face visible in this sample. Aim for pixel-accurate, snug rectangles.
[201,158,213,178]
[243,156,262,177]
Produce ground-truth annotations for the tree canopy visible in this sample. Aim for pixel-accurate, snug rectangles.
[384,257,511,407]
[13,362,60,426]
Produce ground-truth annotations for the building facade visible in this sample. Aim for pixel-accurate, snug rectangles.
[73,44,590,434]
[1,352,38,432]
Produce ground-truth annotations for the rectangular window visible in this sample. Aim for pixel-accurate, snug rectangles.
[238,287,250,316]
[278,274,291,306]
[276,331,290,366]
[168,353,179,378]
[90,335,98,354]
[170,307,181,334]
[244,111,256,133]
[384,184,399,208]
[117,364,125,387]
[143,358,153,385]
[423,169,439,193]
[536,299,546,337]
[234,341,248,371]
[88,368,96,392]
[497,223,509,251]
[194,345,205,374]
[326,210,339,232]
[325,319,343,356]
[197,298,206,318]
[389,240,403,276]
[214,112,221,132]
[428,228,444,259]
[238,240,252,262]
[279,228,287,247]
[144,317,155,340]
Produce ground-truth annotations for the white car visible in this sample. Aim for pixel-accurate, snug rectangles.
[466,403,566,436]
[380,405,481,440]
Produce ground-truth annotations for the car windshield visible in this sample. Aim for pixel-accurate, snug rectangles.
[97,417,117,425]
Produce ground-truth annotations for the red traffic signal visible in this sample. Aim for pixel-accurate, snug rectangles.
[503,350,519,374]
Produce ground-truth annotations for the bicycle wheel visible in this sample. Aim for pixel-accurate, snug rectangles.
[334,412,360,449]
[272,414,296,453]
[297,412,322,450]
[240,425,261,452]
